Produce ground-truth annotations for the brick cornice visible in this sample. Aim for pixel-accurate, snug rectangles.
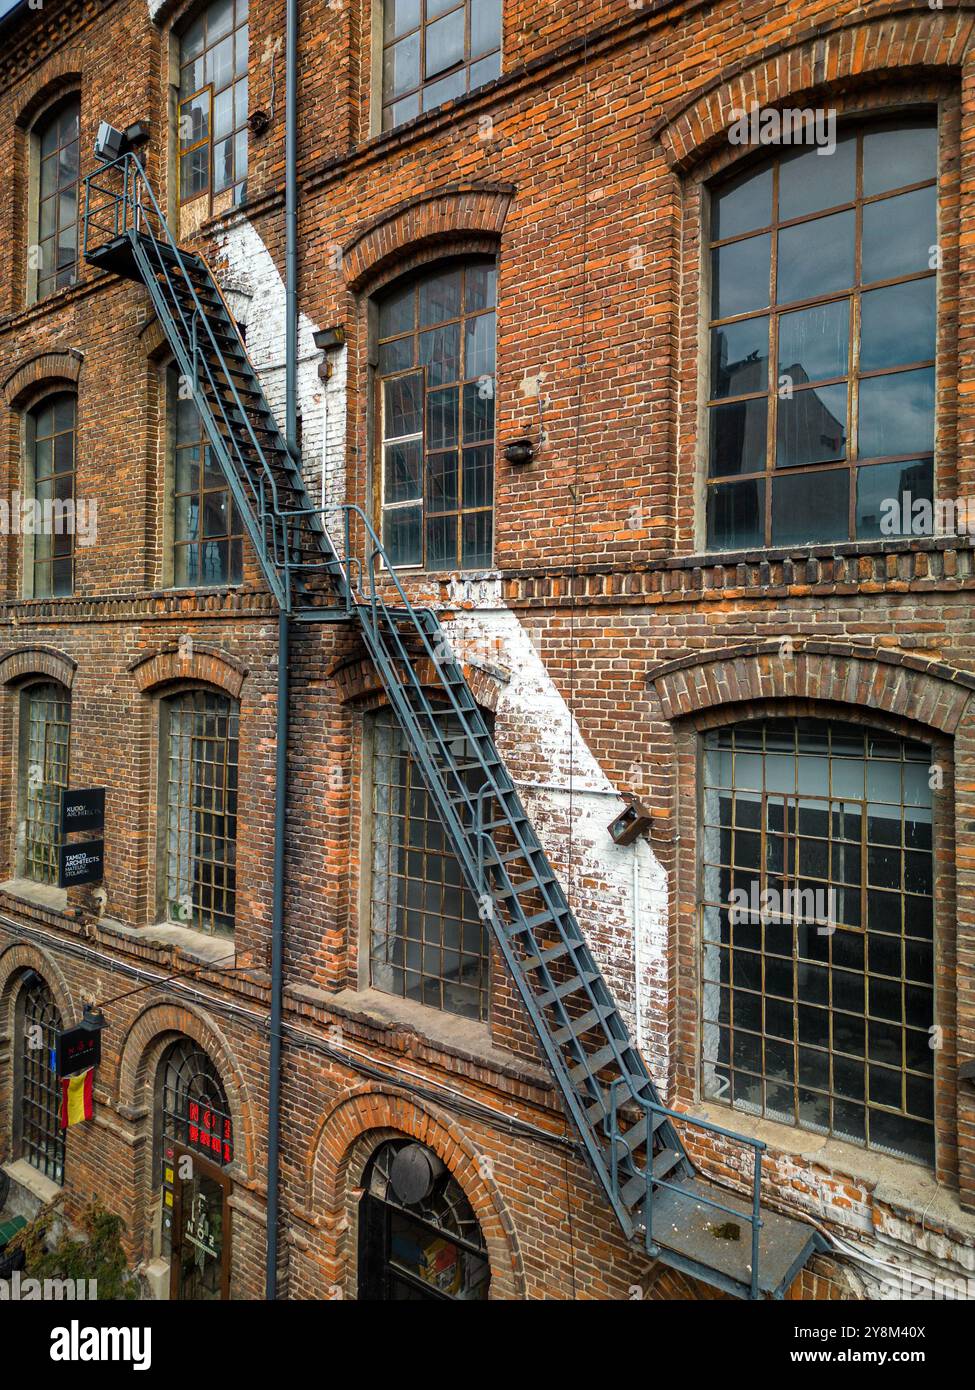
[342,185,514,293]
[648,639,975,733]
[651,3,975,170]
[0,643,77,689]
[128,643,249,698]
[2,349,83,408]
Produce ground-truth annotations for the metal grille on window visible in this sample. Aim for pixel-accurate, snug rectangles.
[370,711,489,1020]
[35,98,80,300]
[157,1039,233,1255]
[20,977,65,1184]
[28,394,76,598]
[700,717,935,1167]
[377,260,496,571]
[169,368,244,585]
[164,691,239,936]
[23,682,70,885]
[178,0,248,207]
[381,0,502,131]
[706,119,937,549]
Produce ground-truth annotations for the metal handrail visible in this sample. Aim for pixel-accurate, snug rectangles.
[607,1079,765,1299]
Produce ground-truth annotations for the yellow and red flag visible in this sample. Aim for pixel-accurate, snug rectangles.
[59,1067,94,1129]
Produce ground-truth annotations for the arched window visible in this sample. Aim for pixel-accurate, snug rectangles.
[700,717,935,1166]
[706,119,937,550]
[14,973,65,1184]
[369,709,489,1020]
[154,1038,233,1296]
[167,367,244,586]
[376,259,496,570]
[359,1139,489,1299]
[381,0,502,131]
[177,0,249,209]
[159,690,239,936]
[19,681,71,885]
[26,393,76,598]
[31,97,80,302]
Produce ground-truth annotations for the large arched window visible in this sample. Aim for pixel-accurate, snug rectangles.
[14,973,65,1184]
[19,680,71,885]
[31,97,80,302]
[26,393,76,598]
[376,258,496,571]
[706,119,937,550]
[159,690,239,936]
[700,717,935,1166]
[167,367,244,586]
[359,1139,489,1299]
[369,709,489,1020]
[178,0,249,210]
[154,1038,233,1295]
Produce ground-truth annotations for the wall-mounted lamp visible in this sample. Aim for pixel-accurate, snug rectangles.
[314,326,345,382]
[608,795,654,846]
[248,110,271,137]
[504,438,535,466]
[93,121,149,162]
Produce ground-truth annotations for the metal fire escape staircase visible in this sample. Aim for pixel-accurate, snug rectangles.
[83,155,825,1299]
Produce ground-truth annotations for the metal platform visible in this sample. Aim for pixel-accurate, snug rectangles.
[652,1175,826,1299]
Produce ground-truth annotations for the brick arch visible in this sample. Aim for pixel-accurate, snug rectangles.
[649,640,975,735]
[113,999,257,1181]
[13,55,82,131]
[0,941,78,1036]
[0,644,76,690]
[342,185,514,292]
[2,351,83,409]
[651,7,974,171]
[648,1266,729,1300]
[328,648,503,714]
[138,319,170,361]
[305,1082,526,1299]
[128,643,248,698]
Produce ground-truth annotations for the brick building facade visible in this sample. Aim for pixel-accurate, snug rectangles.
[0,0,974,1300]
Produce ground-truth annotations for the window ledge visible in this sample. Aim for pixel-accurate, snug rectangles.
[0,877,67,914]
[2,1158,62,1207]
[693,1099,975,1242]
[321,985,551,1086]
[120,922,236,969]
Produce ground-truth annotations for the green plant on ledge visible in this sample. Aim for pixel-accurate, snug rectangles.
[9,1195,140,1300]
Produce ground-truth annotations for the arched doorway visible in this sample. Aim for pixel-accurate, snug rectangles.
[358,1139,490,1300]
[153,1038,234,1300]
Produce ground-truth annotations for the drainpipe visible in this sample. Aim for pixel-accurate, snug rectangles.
[266,0,299,1303]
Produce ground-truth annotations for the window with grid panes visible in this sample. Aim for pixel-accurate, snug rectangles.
[381,0,502,131]
[369,711,489,1020]
[169,368,244,586]
[706,120,938,549]
[21,682,70,886]
[700,718,935,1167]
[162,691,239,937]
[377,261,496,570]
[17,976,65,1184]
[27,394,76,598]
[155,1039,232,1255]
[33,98,79,301]
[178,0,248,208]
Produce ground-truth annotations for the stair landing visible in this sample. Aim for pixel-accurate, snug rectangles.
[650,1175,825,1299]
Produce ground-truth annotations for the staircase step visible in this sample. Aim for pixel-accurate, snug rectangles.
[535,970,600,1009]
[620,1150,684,1209]
[553,1006,615,1046]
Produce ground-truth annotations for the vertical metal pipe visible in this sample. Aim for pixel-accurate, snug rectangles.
[267,0,299,1303]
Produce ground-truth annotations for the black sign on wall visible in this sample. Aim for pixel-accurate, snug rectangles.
[58,840,105,889]
[56,1019,103,1077]
[61,788,106,834]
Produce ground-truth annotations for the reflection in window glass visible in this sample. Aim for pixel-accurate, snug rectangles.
[701,718,935,1167]
[169,368,244,586]
[381,0,502,131]
[34,99,80,301]
[178,0,248,207]
[377,261,495,570]
[27,394,76,598]
[370,712,489,1020]
[706,120,937,549]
